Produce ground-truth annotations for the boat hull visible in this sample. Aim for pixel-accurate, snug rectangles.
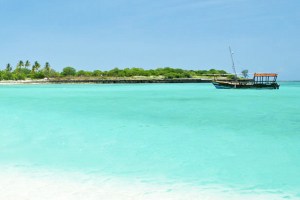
[212,81,280,89]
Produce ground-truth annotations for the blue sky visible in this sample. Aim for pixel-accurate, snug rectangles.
[0,0,299,80]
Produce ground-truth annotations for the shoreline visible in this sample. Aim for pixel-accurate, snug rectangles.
[0,167,291,200]
[0,78,212,85]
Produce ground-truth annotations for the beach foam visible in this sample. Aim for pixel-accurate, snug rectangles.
[0,167,296,200]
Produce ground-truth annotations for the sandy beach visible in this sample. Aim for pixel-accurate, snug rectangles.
[0,167,290,200]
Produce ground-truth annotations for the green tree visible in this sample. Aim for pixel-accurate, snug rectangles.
[92,70,102,76]
[32,71,45,79]
[241,69,249,78]
[15,61,24,73]
[25,60,31,69]
[43,62,51,78]
[18,60,24,69]
[6,63,12,72]
[34,61,41,71]
[107,68,120,77]
[61,67,76,76]
[13,72,26,80]
[76,70,87,77]
[48,69,60,78]
[31,61,41,73]
[16,68,31,78]
[1,71,13,80]
[45,62,51,71]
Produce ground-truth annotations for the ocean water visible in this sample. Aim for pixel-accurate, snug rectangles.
[0,82,299,199]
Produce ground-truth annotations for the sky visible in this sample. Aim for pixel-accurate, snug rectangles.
[0,0,299,80]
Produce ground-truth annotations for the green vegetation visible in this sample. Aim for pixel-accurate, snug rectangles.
[62,67,76,76]
[0,60,229,81]
[241,69,249,78]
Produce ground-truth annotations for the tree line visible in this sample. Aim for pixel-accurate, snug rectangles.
[0,61,55,80]
[0,60,228,80]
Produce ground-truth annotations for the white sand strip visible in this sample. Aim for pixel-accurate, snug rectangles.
[0,168,294,200]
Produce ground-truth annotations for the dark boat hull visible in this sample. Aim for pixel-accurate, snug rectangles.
[212,81,280,89]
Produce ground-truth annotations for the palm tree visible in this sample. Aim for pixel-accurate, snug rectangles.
[44,62,51,79]
[18,60,24,69]
[25,60,31,69]
[31,64,35,73]
[6,63,12,72]
[45,62,51,71]
[32,61,41,73]
[34,61,41,71]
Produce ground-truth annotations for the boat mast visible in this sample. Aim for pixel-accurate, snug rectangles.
[229,46,238,81]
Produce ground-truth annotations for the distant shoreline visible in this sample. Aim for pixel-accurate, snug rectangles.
[0,78,212,85]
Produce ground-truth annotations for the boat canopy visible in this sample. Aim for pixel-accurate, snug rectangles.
[253,73,278,84]
[254,73,277,77]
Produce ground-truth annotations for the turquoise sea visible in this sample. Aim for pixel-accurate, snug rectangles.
[0,82,300,199]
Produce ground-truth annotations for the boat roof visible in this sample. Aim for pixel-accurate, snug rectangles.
[254,73,278,77]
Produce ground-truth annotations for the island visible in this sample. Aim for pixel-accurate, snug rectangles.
[0,60,230,84]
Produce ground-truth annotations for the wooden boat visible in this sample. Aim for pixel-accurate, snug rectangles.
[212,48,280,89]
[213,73,280,89]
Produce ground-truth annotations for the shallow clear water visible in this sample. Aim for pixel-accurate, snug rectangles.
[0,83,300,199]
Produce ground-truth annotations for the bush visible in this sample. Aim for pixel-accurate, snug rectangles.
[31,71,45,79]
[0,71,13,80]
[92,70,102,76]
[13,73,27,80]
[61,67,76,76]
